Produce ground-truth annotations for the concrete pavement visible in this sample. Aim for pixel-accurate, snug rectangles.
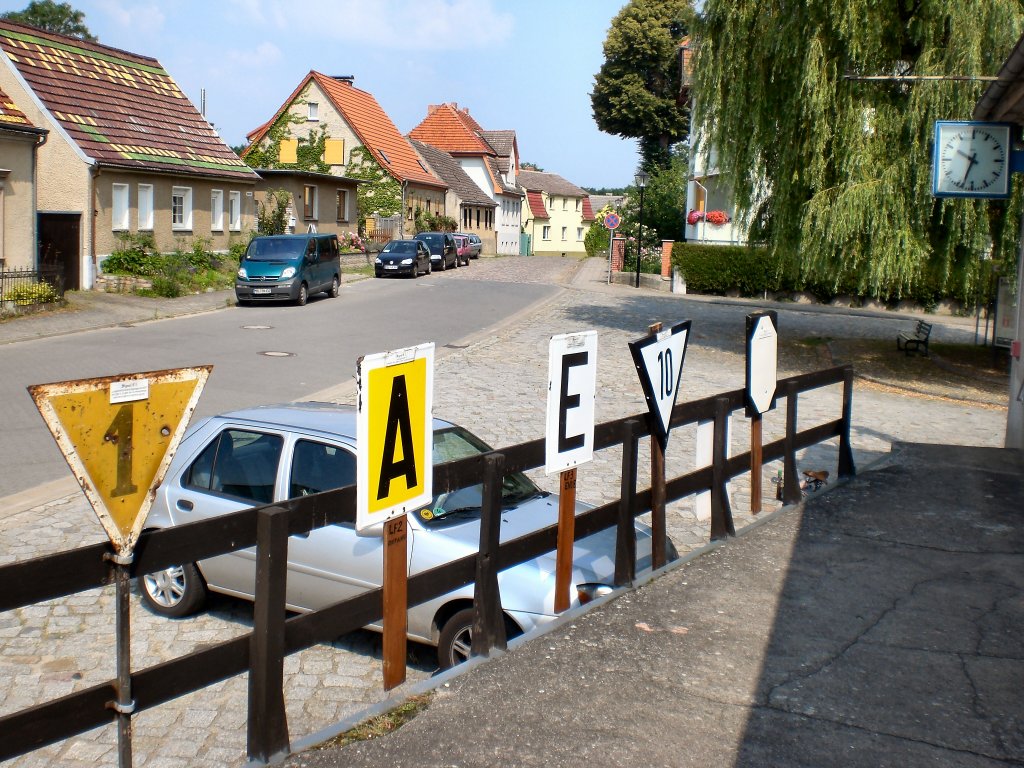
[0,256,1016,767]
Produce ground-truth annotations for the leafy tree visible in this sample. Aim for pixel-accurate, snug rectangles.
[591,0,694,171]
[1,0,95,40]
[693,0,1024,300]
[520,161,545,171]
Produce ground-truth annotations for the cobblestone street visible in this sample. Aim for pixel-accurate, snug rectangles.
[0,256,1007,766]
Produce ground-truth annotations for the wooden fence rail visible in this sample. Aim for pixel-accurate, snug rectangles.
[0,365,854,763]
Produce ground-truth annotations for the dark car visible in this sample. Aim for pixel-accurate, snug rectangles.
[235,233,341,306]
[375,239,431,278]
[414,232,458,271]
[456,232,483,259]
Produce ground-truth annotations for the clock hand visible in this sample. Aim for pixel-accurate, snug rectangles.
[962,151,978,184]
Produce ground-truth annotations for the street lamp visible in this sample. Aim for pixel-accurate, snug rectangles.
[634,170,649,288]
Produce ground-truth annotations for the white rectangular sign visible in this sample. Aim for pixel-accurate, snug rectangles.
[356,342,434,532]
[545,331,598,474]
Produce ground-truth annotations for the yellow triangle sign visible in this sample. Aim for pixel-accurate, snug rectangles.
[28,366,212,555]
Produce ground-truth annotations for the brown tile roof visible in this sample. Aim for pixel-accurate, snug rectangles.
[0,82,36,130]
[518,169,589,198]
[246,72,444,190]
[479,130,518,174]
[409,103,494,156]
[525,190,549,220]
[409,140,495,207]
[0,20,254,180]
[582,196,596,222]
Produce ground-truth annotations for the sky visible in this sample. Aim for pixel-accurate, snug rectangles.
[0,0,641,189]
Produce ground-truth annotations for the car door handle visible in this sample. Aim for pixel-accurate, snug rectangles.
[176,499,194,512]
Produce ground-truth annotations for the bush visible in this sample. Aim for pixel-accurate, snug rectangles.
[3,281,60,305]
[103,233,159,276]
[584,221,609,257]
[673,243,780,295]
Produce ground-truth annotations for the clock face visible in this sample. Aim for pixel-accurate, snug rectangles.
[933,122,1012,199]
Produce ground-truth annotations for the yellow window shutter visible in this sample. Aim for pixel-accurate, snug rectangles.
[279,138,298,164]
[324,138,345,165]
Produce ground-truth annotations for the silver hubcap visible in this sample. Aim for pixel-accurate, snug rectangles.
[144,567,185,607]
[450,625,472,664]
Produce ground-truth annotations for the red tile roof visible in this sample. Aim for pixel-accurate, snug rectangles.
[582,196,596,222]
[526,190,549,220]
[409,103,494,156]
[0,83,34,129]
[0,20,254,180]
[245,72,444,190]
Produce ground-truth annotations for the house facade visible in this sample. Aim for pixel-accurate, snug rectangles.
[684,141,746,245]
[0,20,258,289]
[252,169,362,242]
[409,103,523,255]
[410,139,497,253]
[244,72,446,240]
[0,83,45,271]
[518,170,595,257]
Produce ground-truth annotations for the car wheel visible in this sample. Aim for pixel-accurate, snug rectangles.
[452,254,459,269]
[296,282,308,306]
[410,264,418,278]
[439,258,446,272]
[437,607,475,669]
[141,562,207,618]
[329,275,340,298]
[426,260,432,275]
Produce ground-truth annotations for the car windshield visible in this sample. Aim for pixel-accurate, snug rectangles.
[417,234,441,246]
[420,426,545,528]
[245,238,306,261]
[384,242,415,253]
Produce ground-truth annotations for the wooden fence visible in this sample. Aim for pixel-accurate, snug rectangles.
[0,365,854,763]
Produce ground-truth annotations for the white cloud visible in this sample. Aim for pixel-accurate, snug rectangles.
[225,40,283,69]
[93,0,166,36]
[231,0,514,49]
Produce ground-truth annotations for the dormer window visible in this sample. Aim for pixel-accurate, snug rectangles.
[308,102,319,121]
[380,150,391,164]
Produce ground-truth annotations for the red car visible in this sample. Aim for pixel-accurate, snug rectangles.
[452,234,471,267]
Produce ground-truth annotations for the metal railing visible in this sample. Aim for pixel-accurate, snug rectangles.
[0,365,854,763]
[0,265,65,310]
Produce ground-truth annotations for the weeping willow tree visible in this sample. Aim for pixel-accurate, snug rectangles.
[693,1,1024,301]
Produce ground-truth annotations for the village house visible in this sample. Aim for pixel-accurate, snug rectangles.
[518,170,596,257]
[408,103,524,255]
[0,82,46,272]
[0,20,258,289]
[243,71,447,242]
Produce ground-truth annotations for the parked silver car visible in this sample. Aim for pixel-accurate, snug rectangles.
[140,402,668,668]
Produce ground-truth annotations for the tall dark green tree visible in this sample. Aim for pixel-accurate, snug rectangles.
[591,0,694,172]
[1,1,96,41]
[693,0,1024,300]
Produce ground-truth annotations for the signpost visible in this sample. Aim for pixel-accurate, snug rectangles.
[628,321,691,568]
[546,331,598,613]
[356,342,434,690]
[745,311,778,513]
[28,366,212,768]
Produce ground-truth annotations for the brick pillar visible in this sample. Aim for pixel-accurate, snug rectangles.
[661,241,674,279]
[611,237,626,272]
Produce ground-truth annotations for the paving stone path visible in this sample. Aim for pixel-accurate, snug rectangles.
[0,256,1006,766]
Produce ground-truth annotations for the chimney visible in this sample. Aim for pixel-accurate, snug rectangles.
[332,75,354,84]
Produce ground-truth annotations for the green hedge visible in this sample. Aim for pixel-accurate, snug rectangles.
[671,243,990,309]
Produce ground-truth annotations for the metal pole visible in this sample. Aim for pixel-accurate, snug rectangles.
[106,552,135,768]
[635,187,646,288]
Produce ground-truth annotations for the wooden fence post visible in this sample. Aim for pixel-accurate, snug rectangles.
[472,453,507,658]
[783,381,802,504]
[838,365,856,479]
[710,396,735,540]
[247,506,290,764]
[615,419,640,586]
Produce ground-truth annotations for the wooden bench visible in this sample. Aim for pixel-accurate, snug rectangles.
[897,319,932,356]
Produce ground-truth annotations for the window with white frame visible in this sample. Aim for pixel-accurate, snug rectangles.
[171,186,192,230]
[336,189,348,222]
[111,183,129,230]
[561,226,567,241]
[577,227,584,241]
[303,185,317,220]
[308,102,319,121]
[576,199,581,211]
[229,191,241,231]
[211,189,224,231]
[542,225,551,240]
[138,184,154,230]
[562,198,567,211]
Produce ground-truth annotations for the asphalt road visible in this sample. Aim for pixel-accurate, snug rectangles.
[0,274,558,499]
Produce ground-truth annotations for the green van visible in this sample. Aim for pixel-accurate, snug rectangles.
[235,234,341,306]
